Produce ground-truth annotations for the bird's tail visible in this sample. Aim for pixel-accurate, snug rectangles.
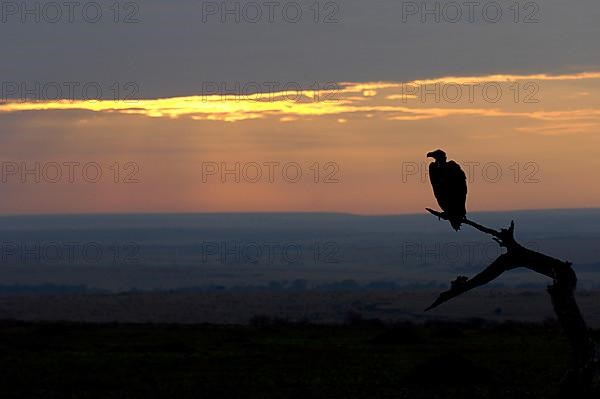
[449,217,463,231]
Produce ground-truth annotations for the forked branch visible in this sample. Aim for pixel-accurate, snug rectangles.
[425,208,599,397]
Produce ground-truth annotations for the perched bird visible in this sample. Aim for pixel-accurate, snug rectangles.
[427,149,467,231]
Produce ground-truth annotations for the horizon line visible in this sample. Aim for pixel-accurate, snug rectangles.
[1,207,599,219]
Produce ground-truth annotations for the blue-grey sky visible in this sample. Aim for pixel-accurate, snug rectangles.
[1,0,600,98]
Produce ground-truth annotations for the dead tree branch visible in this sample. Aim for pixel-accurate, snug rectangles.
[425,208,599,397]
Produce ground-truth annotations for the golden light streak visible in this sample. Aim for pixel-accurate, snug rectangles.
[0,71,599,131]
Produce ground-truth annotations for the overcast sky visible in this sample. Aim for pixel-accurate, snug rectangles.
[1,0,600,98]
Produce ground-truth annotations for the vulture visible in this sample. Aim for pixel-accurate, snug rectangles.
[427,149,467,231]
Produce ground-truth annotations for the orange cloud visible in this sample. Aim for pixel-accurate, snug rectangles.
[0,71,598,128]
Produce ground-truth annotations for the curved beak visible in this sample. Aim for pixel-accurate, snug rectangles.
[426,151,434,158]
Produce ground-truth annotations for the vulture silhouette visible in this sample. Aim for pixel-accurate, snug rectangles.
[427,149,467,231]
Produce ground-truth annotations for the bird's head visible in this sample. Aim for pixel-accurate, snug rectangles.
[427,149,447,163]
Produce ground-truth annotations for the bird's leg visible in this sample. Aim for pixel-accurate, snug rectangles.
[426,208,448,221]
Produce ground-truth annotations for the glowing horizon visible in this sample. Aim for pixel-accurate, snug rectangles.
[1,70,599,215]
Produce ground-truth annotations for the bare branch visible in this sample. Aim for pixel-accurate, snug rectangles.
[425,208,599,395]
[426,208,501,238]
[425,254,513,311]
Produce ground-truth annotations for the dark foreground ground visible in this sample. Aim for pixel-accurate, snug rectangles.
[0,318,592,399]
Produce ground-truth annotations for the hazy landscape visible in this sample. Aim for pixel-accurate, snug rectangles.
[1,209,599,291]
[0,210,598,326]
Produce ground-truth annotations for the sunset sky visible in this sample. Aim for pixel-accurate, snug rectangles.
[1,0,599,215]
